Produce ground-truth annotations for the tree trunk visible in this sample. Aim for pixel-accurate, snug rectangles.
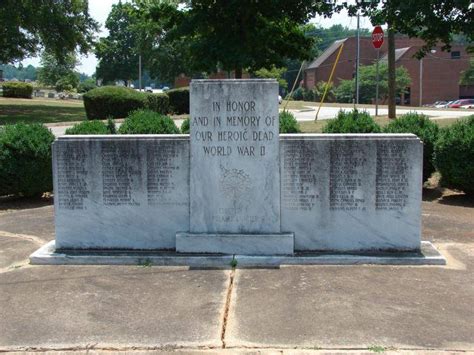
[387,24,396,119]
[235,67,242,79]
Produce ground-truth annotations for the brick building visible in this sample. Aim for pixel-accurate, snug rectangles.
[303,36,472,106]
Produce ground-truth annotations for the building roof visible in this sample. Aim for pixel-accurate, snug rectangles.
[381,47,411,62]
[307,38,347,69]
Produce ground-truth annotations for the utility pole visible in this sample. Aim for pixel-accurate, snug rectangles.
[387,24,396,119]
[419,58,423,107]
[138,54,142,91]
[356,11,360,105]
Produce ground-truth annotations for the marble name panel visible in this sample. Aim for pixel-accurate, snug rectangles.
[280,134,422,251]
[53,135,190,250]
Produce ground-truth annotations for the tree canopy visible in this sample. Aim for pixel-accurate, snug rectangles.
[348,0,474,56]
[334,63,412,104]
[37,51,80,90]
[0,0,98,64]
[135,0,336,79]
[95,2,140,85]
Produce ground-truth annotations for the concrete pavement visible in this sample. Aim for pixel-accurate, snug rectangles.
[289,105,474,121]
[0,191,473,353]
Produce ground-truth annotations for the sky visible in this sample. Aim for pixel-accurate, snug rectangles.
[21,0,372,75]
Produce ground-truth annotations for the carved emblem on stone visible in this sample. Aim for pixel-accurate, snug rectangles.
[219,165,252,210]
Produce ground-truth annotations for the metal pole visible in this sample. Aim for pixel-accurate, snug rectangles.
[375,49,379,116]
[139,55,142,91]
[419,58,423,107]
[356,12,360,105]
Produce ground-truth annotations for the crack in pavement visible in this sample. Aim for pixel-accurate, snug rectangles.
[221,267,236,349]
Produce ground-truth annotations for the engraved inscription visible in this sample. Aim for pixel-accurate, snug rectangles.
[281,142,318,211]
[329,142,366,211]
[376,141,409,210]
[56,144,89,210]
[146,141,185,206]
[101,141,141,206]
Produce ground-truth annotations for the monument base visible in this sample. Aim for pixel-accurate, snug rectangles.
[175,232,295,255]
[30,241,446,266]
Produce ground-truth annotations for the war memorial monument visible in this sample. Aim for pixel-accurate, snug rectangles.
[30,79,445,266]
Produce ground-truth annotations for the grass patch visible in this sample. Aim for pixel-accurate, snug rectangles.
[300,116,463,133]
[0,97,86,124]
[368,345,386,353]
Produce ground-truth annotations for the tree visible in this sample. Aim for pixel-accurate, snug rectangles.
[254,66,288,92]
[0,0,98,64]
[348,0,474,118]
[136,0,336,79]
[335,63,411,104]
[460,57,474,85]
[95,2,140,85]
[37,51,79,90]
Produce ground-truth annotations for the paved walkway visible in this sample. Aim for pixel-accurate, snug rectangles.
[0,191,473,354]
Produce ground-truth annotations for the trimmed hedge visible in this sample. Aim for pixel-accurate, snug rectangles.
[181,117,190,134]
[0,123,54,197]
[118,109,180,134]
[83,86,146,119]
[167,87,189,114]
[434,115,474,194]
[83,86,171,119]
[322,109,381,133]
[2,82,33,98]
[384,112,439,182]
[65,119,116,135]
[145,93,170,114]
[279,110,301,133]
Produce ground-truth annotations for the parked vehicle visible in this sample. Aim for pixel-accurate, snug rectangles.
[448,99,474,108]
[433,101,447,108]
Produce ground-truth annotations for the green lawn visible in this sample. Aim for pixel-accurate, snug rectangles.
[299,116,465,133]
[0,97,86,125]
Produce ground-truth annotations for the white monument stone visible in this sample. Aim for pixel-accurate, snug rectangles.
[176,79,294,255]
[53,135,189,250]
[35,79,439,266]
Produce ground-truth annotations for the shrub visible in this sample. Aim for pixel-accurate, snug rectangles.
[118,109,180,134]
[434,115,474,194]
[384,112,439,181]
[181,117,190,134]
[77,79,97,93]
[145,93,170,114]
[0,123,54,197]
[2,82,33,98]
[302,88,315,101]
[65,120,115,135]
[83,86,147,120]
[279,110,301,133]
[167,87,189,114]
[334,80,354,103]
[292,87,304,101]
[322,109,381,133]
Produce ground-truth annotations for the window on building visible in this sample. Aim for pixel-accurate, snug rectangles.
[451,51,461,59]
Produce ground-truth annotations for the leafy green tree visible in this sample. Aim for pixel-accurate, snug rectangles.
[460,57,474,85]
[96,2,140,85]
[0,0,98,64]
[37,51,80,89]
[0,64,37,81]
[349,0,474,56]
[254,66,288,91]
[136,0,336,79]
[334,63,411,104]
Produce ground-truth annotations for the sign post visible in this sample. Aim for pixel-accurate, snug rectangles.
[372,26,384,117]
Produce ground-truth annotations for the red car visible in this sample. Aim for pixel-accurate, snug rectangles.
[449,99,474,108]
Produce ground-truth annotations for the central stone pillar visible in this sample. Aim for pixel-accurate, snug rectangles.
[176,79,293,255]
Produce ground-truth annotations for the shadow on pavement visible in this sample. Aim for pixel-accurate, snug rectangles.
[0,195,53,211]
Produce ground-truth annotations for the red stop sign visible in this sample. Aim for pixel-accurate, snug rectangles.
[372,26,384,49]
